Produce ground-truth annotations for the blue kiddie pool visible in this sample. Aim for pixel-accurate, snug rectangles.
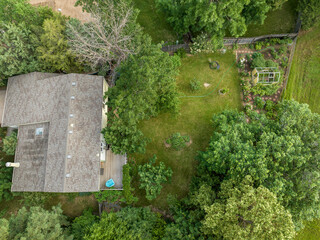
[106,179,115,188]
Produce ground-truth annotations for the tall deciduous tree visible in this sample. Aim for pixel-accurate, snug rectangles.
[0,23,40,82]
[85,207,165,240]
[67,0,145,82]
[198,100,320,228]
[202,176,295,239]
[138,155,173,201]
[155,0,270,40]
[5,206,71,239]
[37,13,81,73]
[103,44,180,154]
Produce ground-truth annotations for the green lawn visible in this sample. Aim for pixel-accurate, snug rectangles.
[132,0,176,43]
[295,219,320,240]
[131,51,242,209]
[244,0,298,37]
[284,22,320,113]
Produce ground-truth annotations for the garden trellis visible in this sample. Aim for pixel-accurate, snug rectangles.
[252,67,281,85]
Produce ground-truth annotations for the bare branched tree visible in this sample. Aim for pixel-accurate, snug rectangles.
[67,0,141,85]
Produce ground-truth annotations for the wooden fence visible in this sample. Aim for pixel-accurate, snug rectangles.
[223,33,298,45]
[161,43,190,53]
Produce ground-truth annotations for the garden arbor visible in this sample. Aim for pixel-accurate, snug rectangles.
[252,67,281,85]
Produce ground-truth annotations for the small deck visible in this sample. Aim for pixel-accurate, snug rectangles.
[100,150,126,190]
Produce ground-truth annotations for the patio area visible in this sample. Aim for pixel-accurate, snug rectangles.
[100,150,126,190]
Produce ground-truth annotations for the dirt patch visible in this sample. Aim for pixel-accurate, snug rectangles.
[29,0,91,22]
[204,83,211,88]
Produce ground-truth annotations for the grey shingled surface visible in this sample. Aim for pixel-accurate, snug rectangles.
[2,72,104,192]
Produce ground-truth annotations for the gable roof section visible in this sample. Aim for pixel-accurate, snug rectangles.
[2,72,104,192]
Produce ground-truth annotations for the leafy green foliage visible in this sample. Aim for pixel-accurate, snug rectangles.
[166,133,190,150]
[0,161,13,202]
[189,78,201,92]
[2,132,17,156]
[5,206,71,239]
[202,176,295,239]
[0,218,9,240]
[156,0,270,42]
[138,155,172,200]
[85,207,165,240]
[0,22,41,81]
[37,13,81,73]
[254,96,265,109]
[19,192,53,207]
[251,82,280,96]
[122,164,138,204]
[72,208,97,240]
[298,0,320,29]
[93,190,123,203]
[174,48,187,58]
[104,44,181,154]
[266,0,288,9]
[198,101,320,228]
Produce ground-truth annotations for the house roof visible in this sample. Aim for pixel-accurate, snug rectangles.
[2,72,105,192]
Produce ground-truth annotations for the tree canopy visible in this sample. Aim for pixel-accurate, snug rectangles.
[155,0,272,41]
[202,176,295,239]
[84,207,165,240]
[198,100,320,228]
[138,155,173,200]
[103,44,180,154]
[3,206,71,240]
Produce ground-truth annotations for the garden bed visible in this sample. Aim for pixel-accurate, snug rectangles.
[234,38,294,112]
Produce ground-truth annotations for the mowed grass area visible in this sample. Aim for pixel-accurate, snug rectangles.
[131,52,242,209]
[284,22,320,113]
[244,0,298,37]
[295,219,320,240]
[132,0,176,43]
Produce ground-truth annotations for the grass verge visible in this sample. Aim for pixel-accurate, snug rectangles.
[131,51,242,209]
[132,0,176,43]
[244,0,298,37]
[284,22,320,113]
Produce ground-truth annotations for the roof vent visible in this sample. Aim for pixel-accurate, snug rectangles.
[35,127,44,136]
[71,96,75,100]
[66,173,71,178]
[69,114,74,118]
[72,82,76,86]
[6,162,20,168]
[69,130,73,134]
[70,124,74,127]
[67,155,72,159]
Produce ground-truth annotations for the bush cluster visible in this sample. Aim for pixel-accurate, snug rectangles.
[166,133,190,150]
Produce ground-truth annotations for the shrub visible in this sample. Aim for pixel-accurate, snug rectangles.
[3,132,17,156]
[278,45,287,55]
[138,155,172,200]
[254,96,265,109]
[244,104,252,113]
[219,88,229,95]
[190,78,201,92]
[175,48,186,58]
[255,42,263,50]
[251,83,280,96]
[94,190,123,203]
[232,43,239,50]
[251,52,266,68]
[166,132,190,150]
[266,59,279,68]
[122,164,138,204]
[265,100,275,111]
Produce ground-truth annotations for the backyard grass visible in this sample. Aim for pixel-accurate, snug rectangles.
[131,51,242,209]
[284,22,320,113]
[244,0,298,37]
[295,219,320,240]
[132,0,176,43]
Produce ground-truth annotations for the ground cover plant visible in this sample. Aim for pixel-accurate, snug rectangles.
[131,51,242,208]
[284,22,320,113]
